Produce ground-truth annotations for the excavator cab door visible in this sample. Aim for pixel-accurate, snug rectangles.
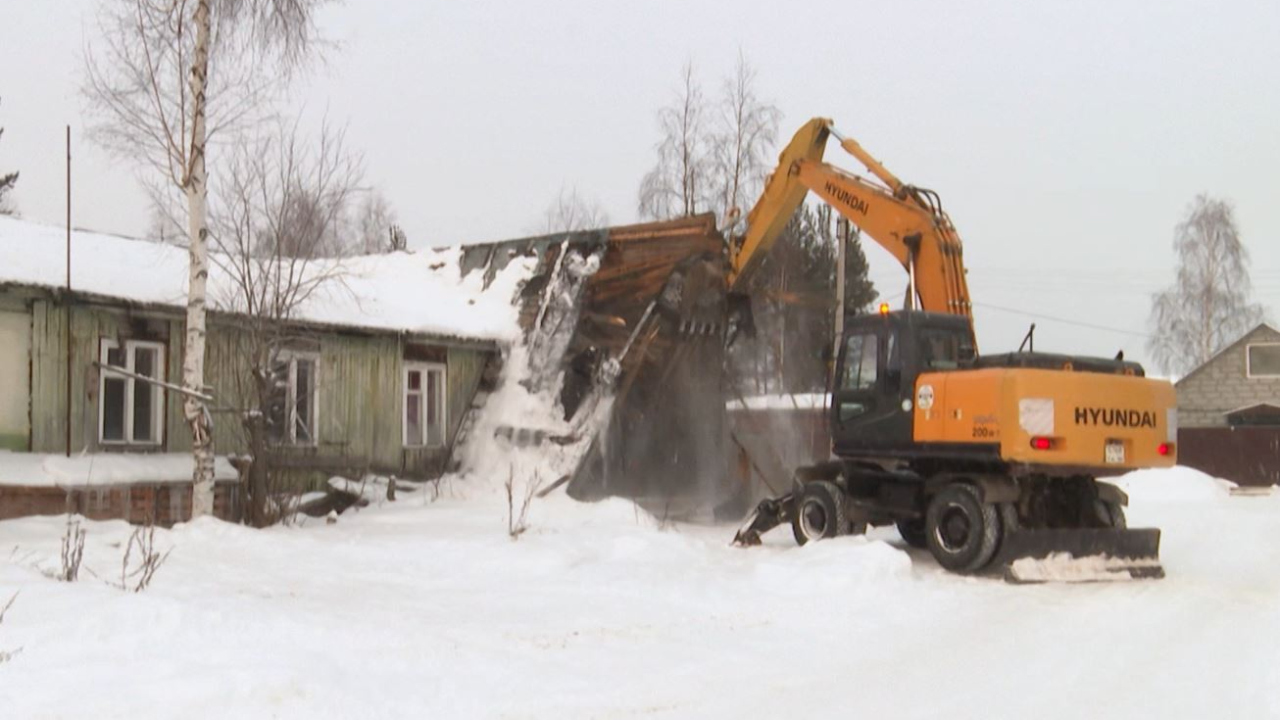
[830,315,914,454]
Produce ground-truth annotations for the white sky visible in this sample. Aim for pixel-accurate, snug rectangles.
[1,0,1277,369]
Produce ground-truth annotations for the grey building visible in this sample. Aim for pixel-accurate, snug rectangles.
[1175,323,1280,428]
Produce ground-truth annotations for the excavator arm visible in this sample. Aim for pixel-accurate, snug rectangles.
[728,118,974,325]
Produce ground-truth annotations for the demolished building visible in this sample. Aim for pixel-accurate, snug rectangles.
[459,214,739,513]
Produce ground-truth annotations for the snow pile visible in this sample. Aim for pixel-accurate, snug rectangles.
[0,451,237,487]
[1007,552,1163,583]
[449,343,612,502]
[0,216,536,342]
[1115,465,1237,502]
[447,247,615,503]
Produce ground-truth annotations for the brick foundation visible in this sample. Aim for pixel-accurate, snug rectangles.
[0,481,240,527]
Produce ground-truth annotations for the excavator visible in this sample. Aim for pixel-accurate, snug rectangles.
[728,118,1175,581]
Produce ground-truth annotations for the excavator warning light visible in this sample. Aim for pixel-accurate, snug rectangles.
[1157,442,1172,457]
[878,303,890,316]
[1030,436,1053,451]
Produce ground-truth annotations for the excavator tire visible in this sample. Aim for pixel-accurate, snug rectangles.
[926,483,1001,573]
[1092,499,1127,529]
[792,481,846,546]
[896,519,928,549]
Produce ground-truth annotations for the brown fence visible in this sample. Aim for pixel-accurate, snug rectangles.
[1177,427,1280,487]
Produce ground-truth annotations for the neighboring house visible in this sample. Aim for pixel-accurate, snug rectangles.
[0,216,532,521]
[1176,323,1280,427]
[1174,322,1280,487]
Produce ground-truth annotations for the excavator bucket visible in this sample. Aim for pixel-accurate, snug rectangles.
[731,493,795,547]
[995,528,1164,583]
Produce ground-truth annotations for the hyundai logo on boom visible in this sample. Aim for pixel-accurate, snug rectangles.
[1074,407,1157,428]
[824,181,869,215]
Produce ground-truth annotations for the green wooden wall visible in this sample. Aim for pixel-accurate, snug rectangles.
[27,297,493,479]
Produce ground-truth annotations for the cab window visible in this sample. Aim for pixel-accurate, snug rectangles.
[842,333,879,390]
[919,330,964,370]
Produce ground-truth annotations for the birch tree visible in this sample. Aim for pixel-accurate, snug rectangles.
[1147,194,1266,376]
[710,54,781,231]
[541,187,609,233]
[638,62,710,221]
[638,57,780,228]
[84,0,330,517]
[353,191,407,254]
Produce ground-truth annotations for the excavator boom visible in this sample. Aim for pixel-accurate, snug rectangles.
[728,118,973,324]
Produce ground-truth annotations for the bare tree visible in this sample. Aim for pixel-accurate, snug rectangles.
[0,591,19,664]
[84,0,331,518]
[541,187,609,233]
[0,97,17,216]
[1148,194,1266,376]
[209,121,356,526]
[638,62,710,220]
[710,53,781,230]
[353,190,407,254]
[638,57,780,228]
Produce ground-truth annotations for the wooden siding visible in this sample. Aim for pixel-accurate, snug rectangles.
[26,297,495,480]
[30,299,178,454]
[0,301,30,450]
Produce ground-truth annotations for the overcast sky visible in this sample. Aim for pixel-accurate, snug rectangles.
[2,0,1277,370]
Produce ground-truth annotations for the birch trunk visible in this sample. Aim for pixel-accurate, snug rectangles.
[187,0,216,518]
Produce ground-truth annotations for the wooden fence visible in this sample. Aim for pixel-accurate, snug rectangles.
[1177,427,1280,487]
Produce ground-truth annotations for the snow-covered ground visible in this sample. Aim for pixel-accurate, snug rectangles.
[1,468,1277,719]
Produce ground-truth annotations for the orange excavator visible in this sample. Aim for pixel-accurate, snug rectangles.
[729,118,1175,581]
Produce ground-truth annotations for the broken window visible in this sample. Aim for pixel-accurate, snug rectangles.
[267,353,319,446]
[404,363,446,447]
[99,339,165,445]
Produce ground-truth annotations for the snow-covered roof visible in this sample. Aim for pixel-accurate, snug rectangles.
[0,216,536,344]
[0,451,238,487]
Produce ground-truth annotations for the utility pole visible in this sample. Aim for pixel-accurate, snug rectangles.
[830,217,849,393]
[65,125,72,458]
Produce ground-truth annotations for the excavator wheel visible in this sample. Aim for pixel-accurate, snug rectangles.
[896,519,928,549]
[925,483,1001,573]
[1091,499,1127,529]
[792,481,847,546]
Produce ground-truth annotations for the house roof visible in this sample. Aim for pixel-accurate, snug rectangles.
[0,215,537,344]
[1224,402,1280,416]
[1174,322,1280,388]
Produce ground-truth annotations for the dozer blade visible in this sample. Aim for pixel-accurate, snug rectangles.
[995,528,1164,583]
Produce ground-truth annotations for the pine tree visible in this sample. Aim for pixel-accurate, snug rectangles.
[0,97,17,216]
[730,203,878,393]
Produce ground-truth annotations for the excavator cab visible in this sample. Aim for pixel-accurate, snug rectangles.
[830,310,974,457]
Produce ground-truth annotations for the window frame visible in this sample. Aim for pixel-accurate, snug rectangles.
[98,338,166,446]
[403,361,447,448]
[271,351,321,447]
[841,332,880,392]
[1245,343,1280,379]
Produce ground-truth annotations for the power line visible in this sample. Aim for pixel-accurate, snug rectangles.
[972,301,1153,338]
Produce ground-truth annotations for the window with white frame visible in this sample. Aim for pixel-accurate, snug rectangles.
[267,353,319,446]
[99,339,165,445]
[403,363,446,448]
[1246,343,1280,378]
